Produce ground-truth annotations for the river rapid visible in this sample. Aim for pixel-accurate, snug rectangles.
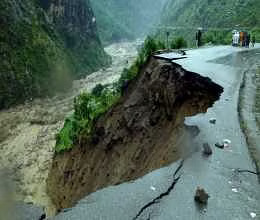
[0,41,139,215]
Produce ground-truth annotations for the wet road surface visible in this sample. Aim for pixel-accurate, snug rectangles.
[54,45,260,220]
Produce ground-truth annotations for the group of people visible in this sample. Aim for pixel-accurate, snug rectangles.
[232,31,256,48]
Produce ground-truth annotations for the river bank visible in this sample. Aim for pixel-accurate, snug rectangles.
[0,41,139,215]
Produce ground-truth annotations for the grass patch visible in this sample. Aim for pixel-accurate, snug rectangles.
[170,37,188,49]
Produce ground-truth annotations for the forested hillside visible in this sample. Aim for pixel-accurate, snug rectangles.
[161,0,260,45]
[0,0,110,109]
[90,0,167,43]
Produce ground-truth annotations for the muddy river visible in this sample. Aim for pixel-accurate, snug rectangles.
[0,41,139,215]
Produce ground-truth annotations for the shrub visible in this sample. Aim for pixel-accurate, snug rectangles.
[170,37,187,49]
[202,30,232,45]
[55,90,120,153]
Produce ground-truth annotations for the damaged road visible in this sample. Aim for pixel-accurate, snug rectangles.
[53,45,260,220]
[133,160,184,220]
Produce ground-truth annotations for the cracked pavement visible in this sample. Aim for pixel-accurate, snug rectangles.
[133,160,184,220]
[53,45,260,220]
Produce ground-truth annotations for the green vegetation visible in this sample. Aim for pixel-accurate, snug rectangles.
[55,36,166,153]
[202,30,232,45]
[69,38,111,79]
[161,0,260,46]
[115,36,167,92]
[0,0,110,109]
[0,0,73,108]
[55,90,120,153]
[251,28,260,43]
[170,37,188,49]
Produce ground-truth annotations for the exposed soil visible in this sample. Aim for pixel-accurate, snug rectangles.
[47,57,223,212]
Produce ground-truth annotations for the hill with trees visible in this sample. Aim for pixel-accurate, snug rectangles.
[0,0,110,109]
[161,0,260,45]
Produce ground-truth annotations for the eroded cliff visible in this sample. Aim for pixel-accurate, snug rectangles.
[47,57,223,211]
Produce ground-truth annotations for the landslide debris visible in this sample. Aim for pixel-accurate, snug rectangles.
[47,56,223,211]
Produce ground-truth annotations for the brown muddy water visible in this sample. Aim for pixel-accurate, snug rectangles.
[0,41,139,215]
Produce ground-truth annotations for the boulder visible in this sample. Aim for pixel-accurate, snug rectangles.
[203,143,212,156]
[194,187,209,204]
[209,118,216,124]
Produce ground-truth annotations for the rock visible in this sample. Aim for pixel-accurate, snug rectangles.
[194,187,209,204]
[150,186,156,191]
[203,143,212,156]
[231,188,238,193]
[250,212,257,218]
[223,139,231,147]
[215,142,224,149]
[209,118,216,124]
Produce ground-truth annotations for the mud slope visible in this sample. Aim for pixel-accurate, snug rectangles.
[47,57,223,211]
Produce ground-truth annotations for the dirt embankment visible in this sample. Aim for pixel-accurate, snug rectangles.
[47,57,223,212]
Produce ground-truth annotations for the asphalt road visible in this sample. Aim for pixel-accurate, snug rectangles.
[53,45,260,220]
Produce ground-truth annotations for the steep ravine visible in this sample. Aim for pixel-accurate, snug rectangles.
[47,57,223,212]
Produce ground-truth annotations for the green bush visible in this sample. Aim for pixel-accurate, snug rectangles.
[55,90,120,153]
[170,37,187,49]
[55,117,77,152]
[202,30,232,45]
[115,36,166,93]
[252,28,260,42]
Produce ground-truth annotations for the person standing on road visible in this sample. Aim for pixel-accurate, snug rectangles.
[196,30,202,47]
[252,35,256,47]
[243,32,247,47]
[248,34,251,48]
[234,31,240,46]
[245,33,250,48]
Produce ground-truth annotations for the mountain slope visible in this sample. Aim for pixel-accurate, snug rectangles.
[0,0,110,109]
[163,0,260,28]
[43,0,111,76]
[90,0,167,43]
[161,0,260,44]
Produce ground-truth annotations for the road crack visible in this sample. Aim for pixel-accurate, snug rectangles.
[236,168,260,175]
[132,160,184,220]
